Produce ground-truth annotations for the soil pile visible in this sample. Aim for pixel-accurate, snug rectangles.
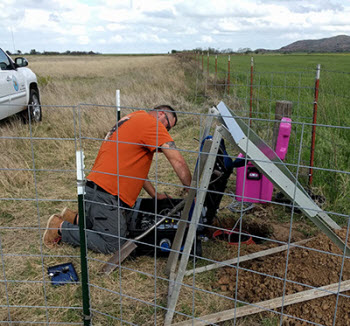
[217,229,350,325]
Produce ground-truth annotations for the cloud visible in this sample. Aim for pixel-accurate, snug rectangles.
[106,23,127,32]
[183,27,197,35]
[97,8,139,24]
[201,35,213,43]
[49,13,60,23]
[143,9,175,19]
[279,0,344,14]
[78,35,90,44]
[93,26,105,32]
[2,0,350,53]
[110,35,123,43]
[139,33,168,43]
[177,0,267,18]
[101,0,132,10]
[70,25,87,36]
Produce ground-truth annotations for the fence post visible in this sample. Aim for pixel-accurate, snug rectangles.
[215,55,218,91]
[227,55,231,95]
[250,57,254,124]
[76,150,92,326]
[116,89,120,121]
[201,52,204,71]
[207,52,209,77]
[309,64,321,185]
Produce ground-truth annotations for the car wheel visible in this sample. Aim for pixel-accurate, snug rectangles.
[23,89,42,123]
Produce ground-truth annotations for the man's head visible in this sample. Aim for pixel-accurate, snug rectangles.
[151,105,178,131]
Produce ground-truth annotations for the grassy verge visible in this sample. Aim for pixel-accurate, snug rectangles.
[0,53,348,325]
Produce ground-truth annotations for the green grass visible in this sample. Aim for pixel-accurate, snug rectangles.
[195,52,350,217]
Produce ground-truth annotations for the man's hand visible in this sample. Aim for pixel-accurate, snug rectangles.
[156,193,171,200]
[143,180,172,200]
[161,141,192,190]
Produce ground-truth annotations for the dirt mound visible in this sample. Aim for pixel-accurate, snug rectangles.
[216,229,350,325]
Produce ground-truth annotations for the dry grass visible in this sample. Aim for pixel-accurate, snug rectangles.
[0,54,248,325]
[28,55,192,109]
[0,54,322,325]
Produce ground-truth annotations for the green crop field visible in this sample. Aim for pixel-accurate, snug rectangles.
[194,53,350,218]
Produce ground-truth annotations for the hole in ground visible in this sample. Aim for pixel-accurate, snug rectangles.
[242,219,273,244]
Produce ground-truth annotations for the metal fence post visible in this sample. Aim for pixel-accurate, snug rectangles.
[227,55,231,95]
[116,89,120,121]
[76,150,92,326]
[250,57,254,125]
[309,64,321,185]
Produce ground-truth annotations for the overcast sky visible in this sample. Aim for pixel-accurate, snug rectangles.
[1,0,349,54]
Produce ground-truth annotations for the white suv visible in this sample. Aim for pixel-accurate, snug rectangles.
[0,48,42,121]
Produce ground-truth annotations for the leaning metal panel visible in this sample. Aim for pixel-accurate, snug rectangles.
[216,101,350,257]
[217,101,310,199]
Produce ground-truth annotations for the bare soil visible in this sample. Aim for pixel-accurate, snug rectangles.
[215,223,350,325]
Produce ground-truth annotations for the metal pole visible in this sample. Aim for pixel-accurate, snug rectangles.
[207,51,209,77]
[116,89,120,121]
[309,64,321,185]
[250,57,254,126]
[215,55,217,81]
[227,55,231,95]
[165,127,223,325]
[76,151,92,326]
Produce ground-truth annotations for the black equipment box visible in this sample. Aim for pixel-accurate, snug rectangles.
[126,138,235,257]
[127,197,204,256]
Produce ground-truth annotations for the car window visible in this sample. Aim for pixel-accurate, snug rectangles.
[0,49,12,71]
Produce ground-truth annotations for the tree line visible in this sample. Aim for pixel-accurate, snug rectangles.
[6,49,100,56]
[171,47,267,55]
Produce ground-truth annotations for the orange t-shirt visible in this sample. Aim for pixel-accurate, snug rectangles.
[87,110,173,207]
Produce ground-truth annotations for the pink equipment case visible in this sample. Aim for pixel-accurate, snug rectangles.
[235,117,292,203]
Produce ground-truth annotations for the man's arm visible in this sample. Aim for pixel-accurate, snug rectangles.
[143,179,168,200]
[161,141,192,190]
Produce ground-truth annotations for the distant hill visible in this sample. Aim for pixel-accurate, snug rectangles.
[279,35,350,53]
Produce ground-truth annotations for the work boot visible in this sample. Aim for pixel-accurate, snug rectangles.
[43,214,63,249]
[61,207,78,225]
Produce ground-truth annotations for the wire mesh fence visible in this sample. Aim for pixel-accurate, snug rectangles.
[194,52,350,188]
[1,58,350,326]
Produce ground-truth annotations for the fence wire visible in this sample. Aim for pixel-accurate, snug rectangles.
[0,81,350,326]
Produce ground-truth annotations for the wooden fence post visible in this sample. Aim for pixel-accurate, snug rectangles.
[207,52,209,77]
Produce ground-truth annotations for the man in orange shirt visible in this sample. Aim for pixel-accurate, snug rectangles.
[43,105,192,254]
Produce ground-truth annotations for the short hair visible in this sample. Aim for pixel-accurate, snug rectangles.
[153,105,178,127]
